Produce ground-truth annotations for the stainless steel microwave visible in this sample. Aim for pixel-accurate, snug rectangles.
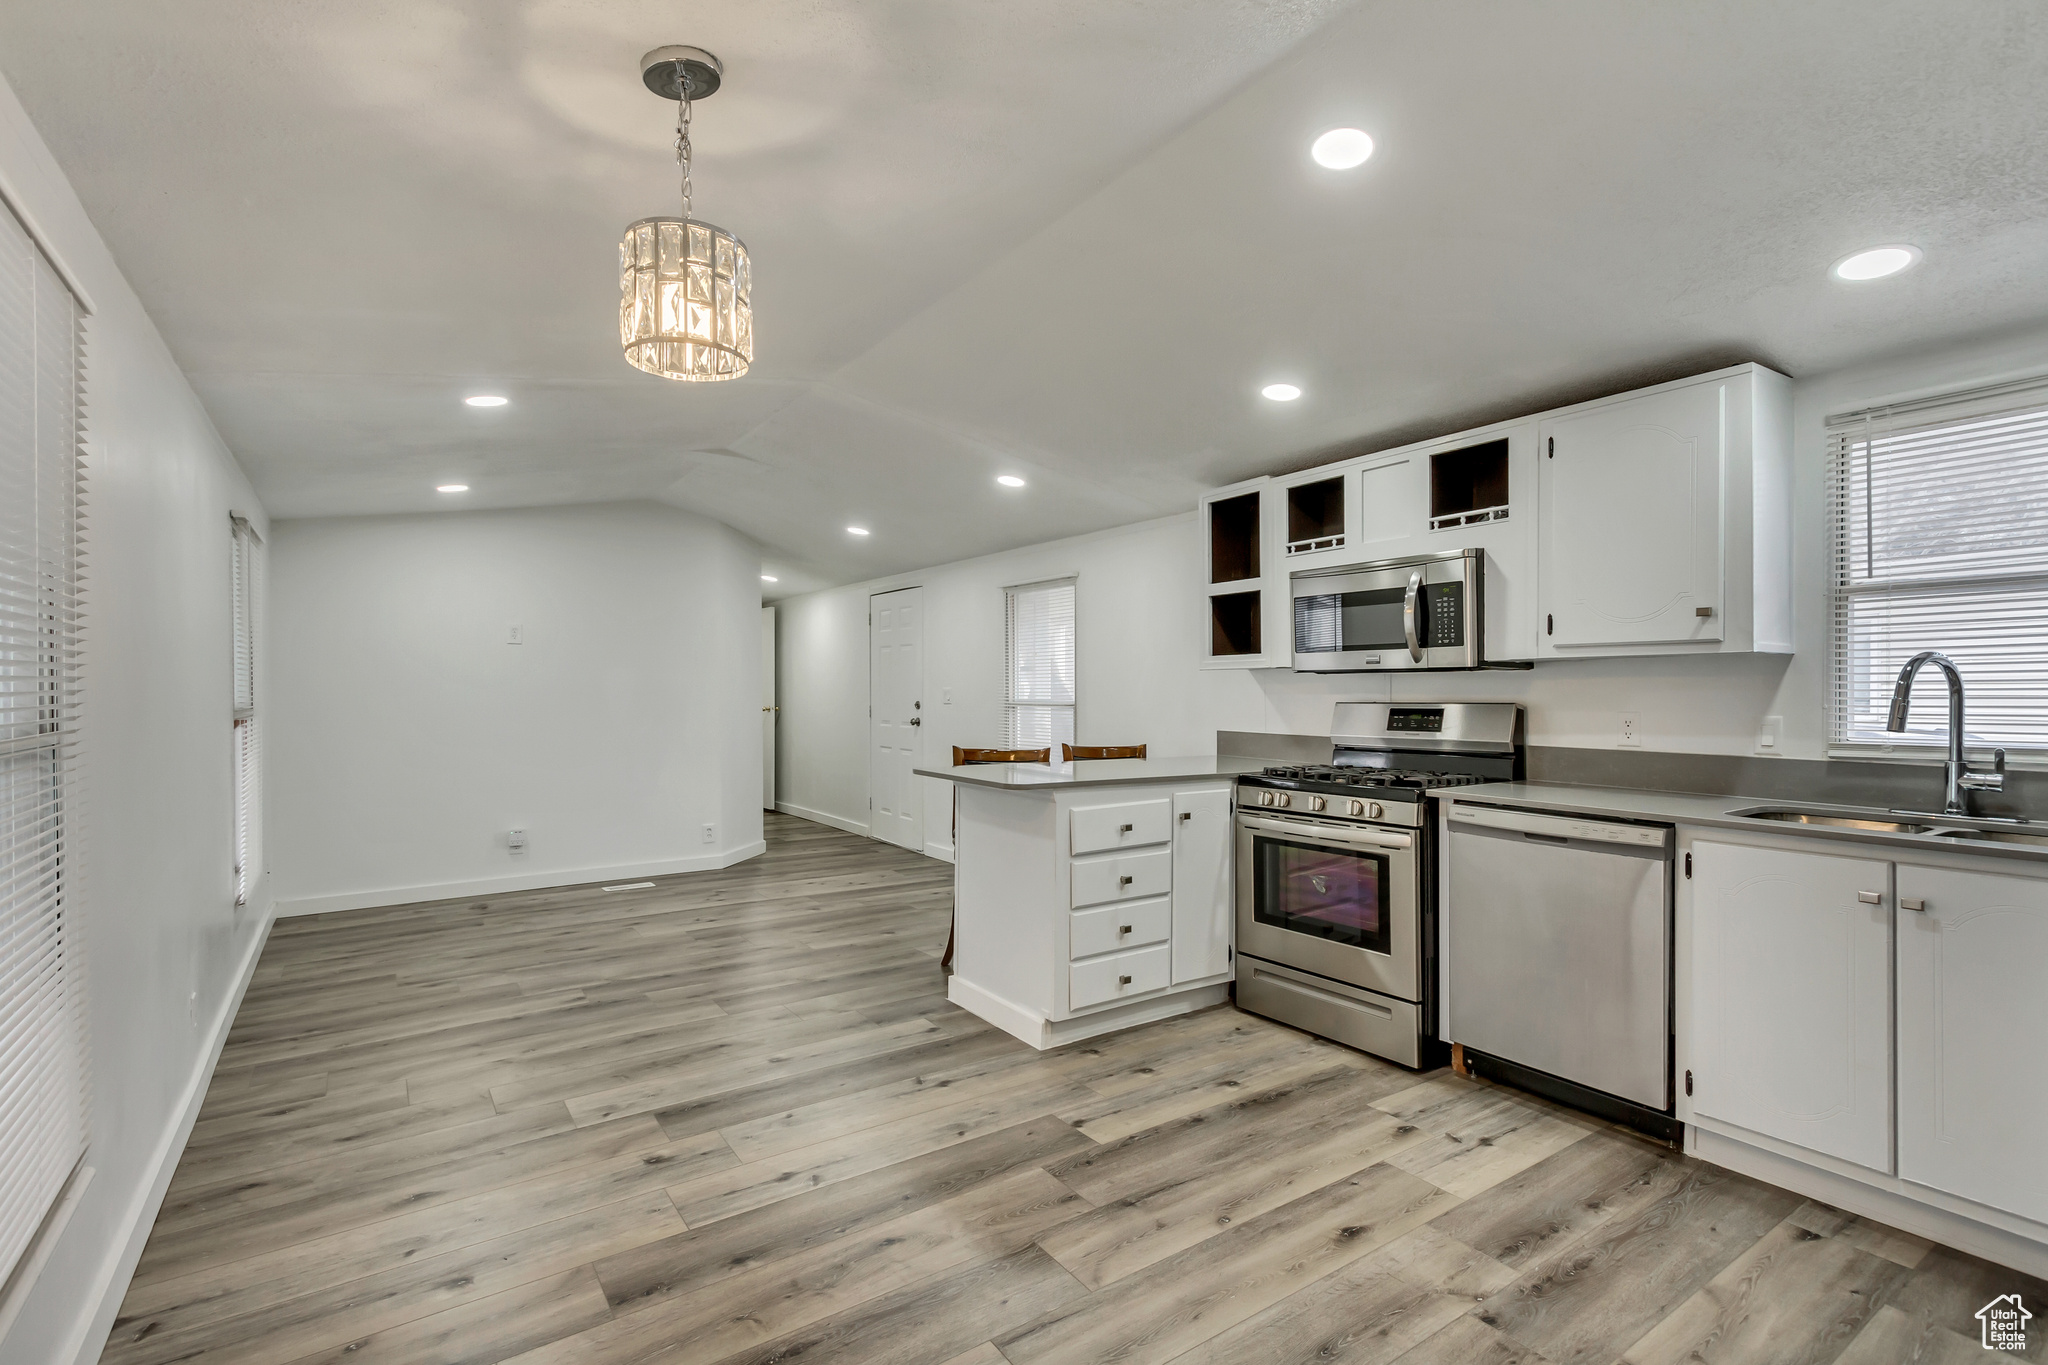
[1292,549,1489,672]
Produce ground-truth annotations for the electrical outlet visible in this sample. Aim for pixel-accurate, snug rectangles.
[1756,715,1783,755]
[942,688,953,705]
[508,827,528,852]
[508,624,523,644]
[702,822,716,844]
[1618,712,1641,748]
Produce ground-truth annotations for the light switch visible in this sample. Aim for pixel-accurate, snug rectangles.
[508,625,523,645]
[942,688,953,705]
[1756,715,1783,754]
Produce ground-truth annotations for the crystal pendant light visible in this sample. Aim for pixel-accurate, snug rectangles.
[621,46,752,382]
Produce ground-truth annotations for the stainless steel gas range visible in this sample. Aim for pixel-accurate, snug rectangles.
[1233,702,1524,1068]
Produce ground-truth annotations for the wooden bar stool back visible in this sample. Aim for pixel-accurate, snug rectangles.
[1061,744,1147,761]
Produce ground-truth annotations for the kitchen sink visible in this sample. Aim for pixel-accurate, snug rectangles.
[1730,808,1935,834]
[1930,827,2048,847]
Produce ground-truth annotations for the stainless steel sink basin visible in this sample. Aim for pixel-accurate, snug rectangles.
[1930,827,2048,847]
[1732,809,1935,834]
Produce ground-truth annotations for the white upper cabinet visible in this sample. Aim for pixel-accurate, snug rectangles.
[1538,364,1791,657]
[1199,478,1289,670]
[1896,864,2048,1223]
[1689,839,1894,1173]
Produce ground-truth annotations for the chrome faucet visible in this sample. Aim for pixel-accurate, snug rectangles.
[1886,651,2004,816]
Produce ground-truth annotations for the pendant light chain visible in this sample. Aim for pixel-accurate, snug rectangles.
[674,61,693,224]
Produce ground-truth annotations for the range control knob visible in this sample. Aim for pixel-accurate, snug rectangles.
[1347,798,1365,817]
[1367,801,1384,819]
[1276,792,1293,808]
[1308,795,1327,812]
[1257,791,1275,807]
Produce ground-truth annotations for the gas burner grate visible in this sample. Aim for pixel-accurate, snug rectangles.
[1257,764,1490,790]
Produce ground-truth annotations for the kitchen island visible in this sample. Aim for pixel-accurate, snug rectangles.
[915,756,1254,1048]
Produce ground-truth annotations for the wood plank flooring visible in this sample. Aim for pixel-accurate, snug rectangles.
[104,812,2046,1365]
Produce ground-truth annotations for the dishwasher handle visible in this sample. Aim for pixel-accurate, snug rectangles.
[1449,802,1670,850]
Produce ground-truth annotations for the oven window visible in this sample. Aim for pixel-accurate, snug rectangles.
[1251,834,1391,955]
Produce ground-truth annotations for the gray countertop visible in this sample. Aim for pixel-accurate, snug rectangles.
[1453,781,2048,865]
[915,755,1260,790]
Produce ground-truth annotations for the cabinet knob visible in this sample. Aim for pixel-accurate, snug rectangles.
[1119,875,1133,886]
[1119,823,1134,833]
[1180,811,1192,821]
[1118,974,1133,986]
[1118,924,1132,935]
[1901,898,1926,912]
[1857,890,1882,904]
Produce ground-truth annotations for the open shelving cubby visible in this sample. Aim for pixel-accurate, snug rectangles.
[1208,491,1261,584]
[1208,590,1263,658]
[1430,437,1511,531]
[1286,476,1346,555]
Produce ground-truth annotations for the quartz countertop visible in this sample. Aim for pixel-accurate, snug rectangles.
[915,755,1262,790]
[1453,782,2048,865]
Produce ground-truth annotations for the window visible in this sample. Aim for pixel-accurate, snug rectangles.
[1829,378,2048,750]
[230,516,261,906]
[1004,578,1075,751]
[0,200,87,1285]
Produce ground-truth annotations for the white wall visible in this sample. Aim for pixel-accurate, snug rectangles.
[268,502,764,914]
[0,76,272,1365]
[778,324,2048,850]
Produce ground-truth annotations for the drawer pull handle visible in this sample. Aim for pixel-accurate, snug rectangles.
[1118,974,1133,986]
[1901,898,1926,912]
[1119,875,1133,886]
[1119,924,1133,934]
[1119,823,1134,833]
[1857,890,1882,905]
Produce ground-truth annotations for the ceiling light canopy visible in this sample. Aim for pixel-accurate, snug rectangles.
[847,526,870,536]
[1832,245,1921,281]
[464,395,507,408]
[436,484,469,492]
[1311,128,1374,170]
[621,46,753,382]
[997,475,1026,488]
[1262,383,1303,402]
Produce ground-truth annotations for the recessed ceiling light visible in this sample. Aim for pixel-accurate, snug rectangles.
[1310,128,1374,170]
[997,475,1026,488]
[1832,245,1921,281]
[465,395,509,407]
[761,574,778,583]
[1262,383,1302,402]
[436,484,470,492]
[846,526,870,536]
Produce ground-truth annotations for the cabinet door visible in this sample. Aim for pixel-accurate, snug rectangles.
[1540,379,1726,647]
[1896,865,2048,1223]
[1170,788,1233,983]
[1690,841,1892,1171]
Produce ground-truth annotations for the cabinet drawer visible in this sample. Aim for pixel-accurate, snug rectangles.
[1072,847,1172,908]
[1071,798,1172,855]
[1071,897,1171,961]
[1069,943,1172,1011]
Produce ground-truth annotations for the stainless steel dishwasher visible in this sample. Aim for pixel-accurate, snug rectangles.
[1444,800,1676,1138]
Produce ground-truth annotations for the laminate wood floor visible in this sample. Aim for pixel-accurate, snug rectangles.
[104,812,2045,1365]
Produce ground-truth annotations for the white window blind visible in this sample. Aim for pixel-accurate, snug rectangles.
[1829,378,2048,750]
[230,517,260,907]
[0,199,88,1287]
[1004,578,1075,751]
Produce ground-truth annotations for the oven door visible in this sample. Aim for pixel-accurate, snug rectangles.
[1235,810,1419,1001]
[1291,551,1482,672]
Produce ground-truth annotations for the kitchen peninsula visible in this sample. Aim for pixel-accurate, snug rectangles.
[915,755,1251,1048]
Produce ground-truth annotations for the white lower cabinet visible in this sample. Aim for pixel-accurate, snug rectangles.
[1896,864,2048,1224]
[1170,788,1233,983]
[1689,840,1893,1172]
[1070,943,1173,1011]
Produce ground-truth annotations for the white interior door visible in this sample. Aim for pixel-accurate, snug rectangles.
[869,587,924,851]
[761,606,776,810]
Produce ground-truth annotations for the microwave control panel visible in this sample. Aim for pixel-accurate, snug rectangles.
[1425,582,1464,646]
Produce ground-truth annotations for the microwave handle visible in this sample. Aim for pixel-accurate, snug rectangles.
[1402,570,1424,662]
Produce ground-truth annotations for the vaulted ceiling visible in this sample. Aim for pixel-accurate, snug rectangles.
[6,1,2048,595]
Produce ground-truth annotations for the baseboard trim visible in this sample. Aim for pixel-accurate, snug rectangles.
[947,975,1229,1051]
[773,802,868,839]
[925,839,955,865]
[1691,1125,2048,1279]
[274,842,768,917]
[58,906,273,1365]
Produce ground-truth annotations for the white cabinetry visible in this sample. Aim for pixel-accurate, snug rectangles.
[1171,788,1233,982]
[1199,479,1288,669]
[1537,363,1790,657]
[1689,839,1893,1172]
[1896,864,2048,1224]
[949,777,1237,1049]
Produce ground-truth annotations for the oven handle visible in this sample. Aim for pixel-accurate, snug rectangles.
[1402,570,1423,662]
[1236,813,1414,851]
